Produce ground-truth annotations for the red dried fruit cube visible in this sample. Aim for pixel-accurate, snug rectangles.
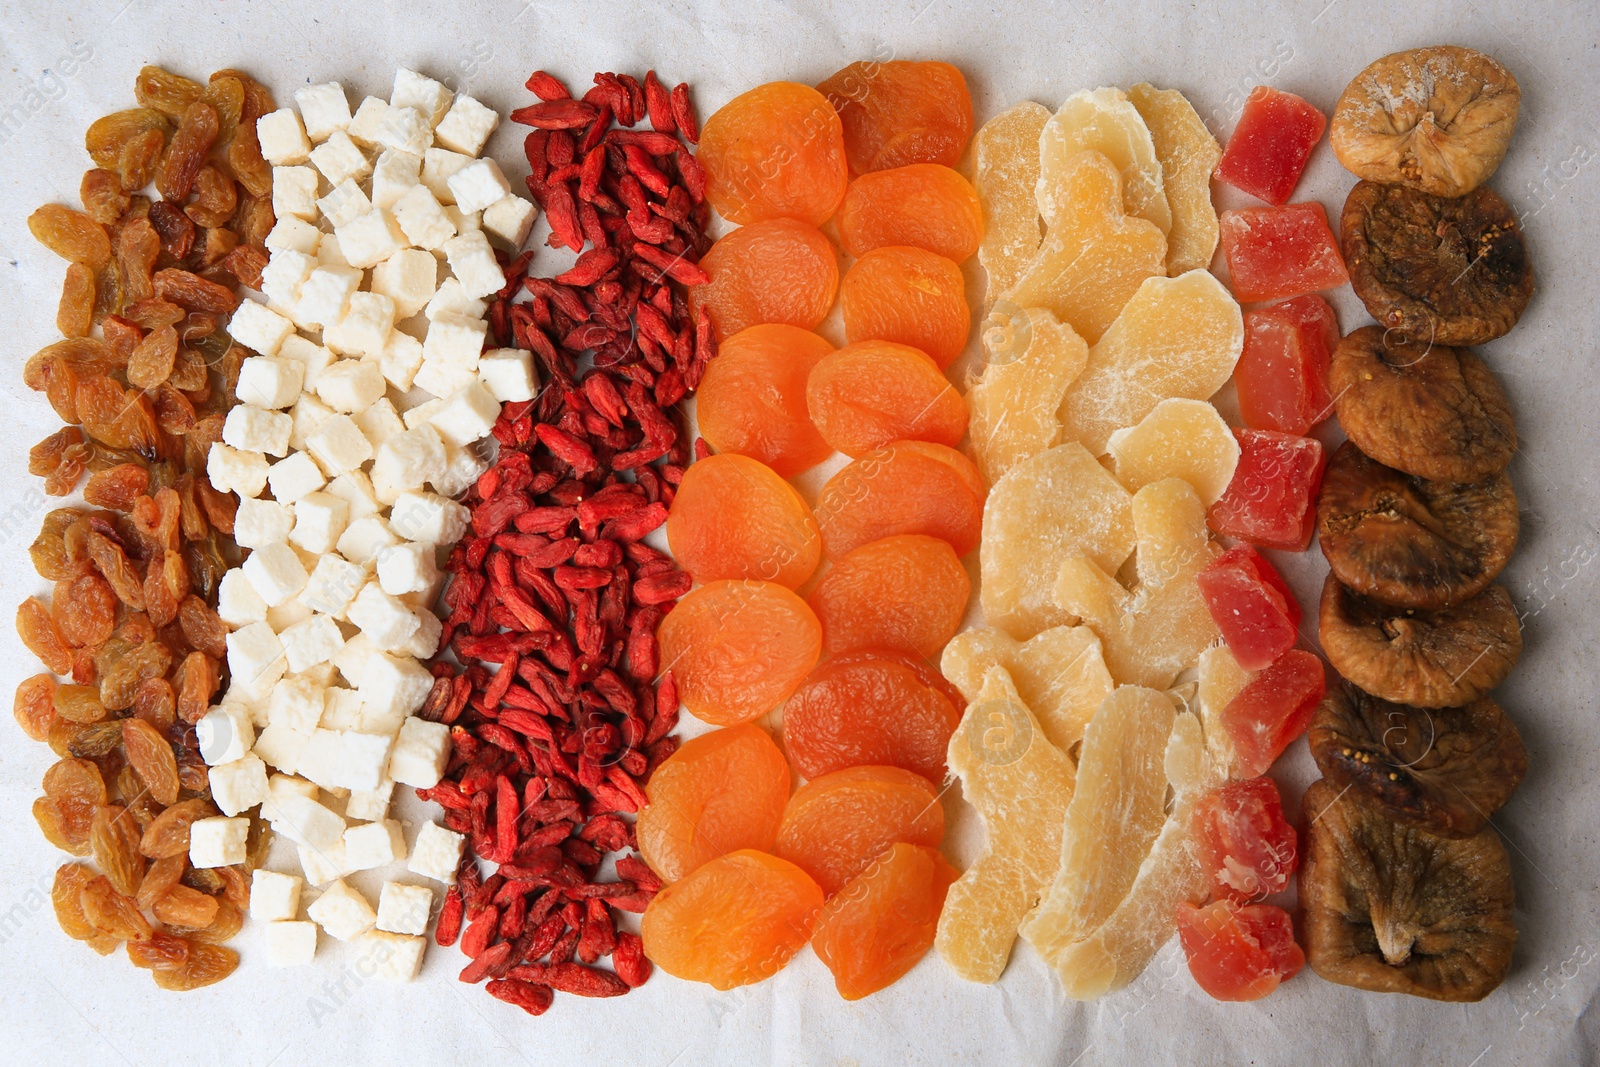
[1215,87,1327,206]
[1218,649,1326,777]
[1235,295,1338,436]
[1196,545,1301,671]
[1219,202,1348,303]
[1191,776,1298,903]
[1208,428,1326,551]
[1176,899,1304,1002]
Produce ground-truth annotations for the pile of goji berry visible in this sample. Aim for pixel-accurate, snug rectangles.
[415,69,713,1017]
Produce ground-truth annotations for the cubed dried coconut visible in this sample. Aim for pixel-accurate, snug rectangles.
[966,304,1087,486]
[1129,83,1222,277]
[1106,397,1240,505]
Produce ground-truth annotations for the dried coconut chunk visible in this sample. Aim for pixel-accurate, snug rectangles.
[936,666,1075,984]
[941,625,1113,756]
[1038,86,1171,236]
[1129,83,1221,275]
[966,304,1087,485]
[975,101,1050,307]
[1106,397,1239,505]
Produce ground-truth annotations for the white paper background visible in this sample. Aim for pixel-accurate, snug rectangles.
[0,1,1596,1063]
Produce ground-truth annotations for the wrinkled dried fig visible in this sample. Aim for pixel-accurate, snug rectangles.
[1319,575,1521,708]
[1318,442,1517,609]
[1342,180,1532,346]
[1301,779,1515,1002]
[1309,683,1526,837]
[1331,46,1520,197]
[1331,326,1515,482]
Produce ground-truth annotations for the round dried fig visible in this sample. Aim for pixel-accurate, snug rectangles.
[1318,575,1521,708]
[1301,779,1515,1002]
[1317,442,1517,609]
[1342,180,1533,347]
[1330,46,1520,197]
[1309,683,1526,837]
[1331,325,1515,482]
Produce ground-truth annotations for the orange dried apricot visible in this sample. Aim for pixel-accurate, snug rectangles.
[774,765,946,896]
[817,60,974,173]
[837,164,984,261]
[814,440,985,558]
[812,842,958,1000]
[665,453,821,588]
[696,325,834,478]
[657,580,823,727]
[700,82,849,226]
[641,849,824,989]
[689,219,839,339]
[839,246,970,368]
[806,340,967,457]
[806,534,970,659]
[636,723,792,883]
[781,651,963,783]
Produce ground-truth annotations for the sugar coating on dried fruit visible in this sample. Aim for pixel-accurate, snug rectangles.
[936,666,1075,984]
[774,765,945,896]
[700,81,849,226]
[805,340,968,458]
[940,625,1113,757]
[1129,83,1221,276]
[839,245,970,368]
[1106,397,1240,505]
[1196,645,1253,772]
[807,534,970,660]
[836,164,984,262]
[980,442,1135,639]
[689,219,840,339]
[1058,270,1244,454]
[966,305,1087,485]
[975,102,1050,307]
[1038,87,1171,237]
[814,440,986,559]
[665,453,821,589]
[695,324,835,478]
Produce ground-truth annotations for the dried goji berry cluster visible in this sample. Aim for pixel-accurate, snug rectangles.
[418,69,713,1016]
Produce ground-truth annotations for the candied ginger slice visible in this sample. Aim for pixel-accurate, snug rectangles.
[1129,84,1222,276]
[967,305,1088,485]
[975,101,1051,309]
[1197,644,1253,771]
[1004,151,1167,345]
[1037,87,1171,236]
[979,442,1136,640]
[1106,397,1240,505]
[1058,269,1244,455]
[940,625,1114,756]
[1022,685,1176,961]
[936,666,1076,984]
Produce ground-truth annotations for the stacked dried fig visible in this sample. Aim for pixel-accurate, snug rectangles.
[16,64,273,991]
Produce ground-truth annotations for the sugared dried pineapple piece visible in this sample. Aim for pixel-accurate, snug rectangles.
[967,305,1088,485]
[1058,269,1244,454]
[1129,83,1222,276]
[1106,397,1240,504]
[980,442,1136,639]
[1038,87,1171,236]
[975,101,1051,308]
[1005,151,1167,345]
[1022,685,1176,962]
[1197,644,1253,770]
[941,625,1114,756]
[937,665,1076,984]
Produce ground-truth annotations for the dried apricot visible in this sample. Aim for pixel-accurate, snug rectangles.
[812,843,958,1000]
[665,453,821,588]
[805,340,967,457]
[814,441,985,559]
[806,534,969,659]
[839,246,969,368]
[657,580,822,727]
[774,766,945,896]
[689,219,839,339]
[817,60,973,173]
[700,82,849,226]
[694,325,834,478]
[836,165,983,261]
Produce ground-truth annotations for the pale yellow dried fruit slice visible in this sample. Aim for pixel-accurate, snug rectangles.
[980,442,1136,639]
[1059,269,1244,454]
[1106,397,1240,505]
[1197,644,1253,770]
[1022,685,1175,962]
[1038,86,1171,236]
[940,625,1113,756]
[1004,151,1167,345]
[967,305,1088,485]
[975,101,1051,308]
[1054,478,1221,688]
[937,665,1076,984]
[1129,83,1221,276]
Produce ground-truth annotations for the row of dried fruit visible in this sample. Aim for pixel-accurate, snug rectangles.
[18,64,279,990]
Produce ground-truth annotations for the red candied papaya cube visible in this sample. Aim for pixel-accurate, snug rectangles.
[1191,776,1298,903]
[1215,86,1327,205]
[1218,649,1325,776]
[1219,203,1348,303]
[1236,294,1338,435]
[1208,428,1325,550]
[1176,899,1304,1002]
[1196,545,1301,670]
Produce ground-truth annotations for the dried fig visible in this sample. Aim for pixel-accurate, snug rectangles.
[1317,442,1517,609]
[1319,575,1521,708]
[1331,326,1515,482]
[1330,46,1519,198]
[1301,779,1515,1002]
[1342,180,1532,346]
[1309,683,1526,837]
